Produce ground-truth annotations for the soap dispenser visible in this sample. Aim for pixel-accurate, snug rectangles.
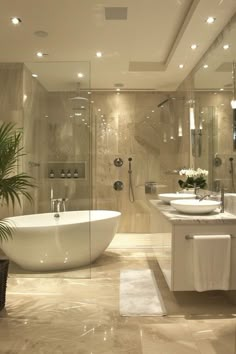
[60,169,65,178]
[49,169,54,178]
[73,169,79,178]
[67,169,72,178]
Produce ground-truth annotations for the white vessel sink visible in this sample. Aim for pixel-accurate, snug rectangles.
[170,199,221,214]
[158,193,196,204]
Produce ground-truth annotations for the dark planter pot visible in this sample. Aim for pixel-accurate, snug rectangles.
[0,259,9,311]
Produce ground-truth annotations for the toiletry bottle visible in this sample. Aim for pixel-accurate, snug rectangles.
[67,169,72,178]
[60,169,65,178]
[49,169,54,178]
[73,169,79,178]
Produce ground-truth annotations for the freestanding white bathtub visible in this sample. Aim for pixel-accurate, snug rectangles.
[1,210,121,271]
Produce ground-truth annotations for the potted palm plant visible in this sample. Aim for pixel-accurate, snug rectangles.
[0,122,35,311]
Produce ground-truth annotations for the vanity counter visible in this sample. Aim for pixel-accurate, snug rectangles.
[149,199,236,291]
[149,199,236,225]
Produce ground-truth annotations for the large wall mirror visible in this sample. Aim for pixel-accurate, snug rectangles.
[192,13,236,192]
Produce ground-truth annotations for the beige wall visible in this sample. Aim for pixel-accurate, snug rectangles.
[91,92,190,232]
[0,63,24,217]
[0,64,192,232]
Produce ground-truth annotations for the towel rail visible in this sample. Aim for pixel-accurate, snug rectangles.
[185,234,234,240]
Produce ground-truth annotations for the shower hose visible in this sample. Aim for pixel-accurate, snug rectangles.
[128,157,135,203]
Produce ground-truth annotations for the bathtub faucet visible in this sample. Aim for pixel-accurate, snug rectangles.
[51,198,68,213]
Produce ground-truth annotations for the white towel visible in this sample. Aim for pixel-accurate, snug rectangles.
[193,235,231,292]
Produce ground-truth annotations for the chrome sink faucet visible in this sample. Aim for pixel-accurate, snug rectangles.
[198,193,211,202]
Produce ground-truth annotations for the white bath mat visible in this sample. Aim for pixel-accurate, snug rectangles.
[120,269,167,316]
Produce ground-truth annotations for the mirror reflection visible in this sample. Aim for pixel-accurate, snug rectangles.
[192,13,236,192]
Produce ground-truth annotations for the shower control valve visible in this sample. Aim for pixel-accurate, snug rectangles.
[113,180,124,191]
[114,157,123,167]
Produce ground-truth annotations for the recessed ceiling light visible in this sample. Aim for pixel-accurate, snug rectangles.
[96,51,102,58]
[223,44,230,50]
[179,64,184,69]
[206,16,216,24]
[116,88,120,91]
[77,73,84,78]
[191,44,198,50]
[151,110,155,113]
[98,108,101,112]
[11,17,22,25]
[220,88,224,91]
[203,64,208,69]
[32,73,38,78]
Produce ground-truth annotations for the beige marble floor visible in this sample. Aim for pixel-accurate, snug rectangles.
[1,233,236,354]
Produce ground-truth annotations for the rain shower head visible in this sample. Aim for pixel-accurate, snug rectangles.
[157,98,169,107]
[69,82,88,101]
[69,96,88,101]
[157,97,185,108]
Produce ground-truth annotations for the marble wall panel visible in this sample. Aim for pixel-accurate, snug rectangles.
[45,92,91,211]
[0,63,24,217]
[22,65,49,214]
[91,92,189,232]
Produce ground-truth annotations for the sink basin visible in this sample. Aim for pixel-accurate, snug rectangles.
[158,193,196,204]
[170,199,221,214]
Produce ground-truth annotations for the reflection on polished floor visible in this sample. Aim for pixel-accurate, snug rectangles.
[1,233,236,354]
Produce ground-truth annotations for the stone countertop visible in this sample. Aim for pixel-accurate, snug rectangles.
[149,199,236,225]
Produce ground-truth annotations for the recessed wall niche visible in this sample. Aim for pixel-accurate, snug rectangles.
[47,162,86,179]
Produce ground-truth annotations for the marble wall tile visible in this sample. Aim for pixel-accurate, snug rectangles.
[92,92,190,232]
[0,64,192,229]
[22,65,49,215]
[0,63,24,217]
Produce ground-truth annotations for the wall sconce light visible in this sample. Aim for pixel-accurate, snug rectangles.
[189,106,195,129]
[189,102,202,157]
[231,61,236,109]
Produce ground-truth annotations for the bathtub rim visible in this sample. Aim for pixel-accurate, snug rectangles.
[3,210,121,228]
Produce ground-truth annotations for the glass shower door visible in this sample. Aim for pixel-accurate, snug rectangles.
[21,61,92,279]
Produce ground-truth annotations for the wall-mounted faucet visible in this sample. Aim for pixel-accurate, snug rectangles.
[51,198,68,213]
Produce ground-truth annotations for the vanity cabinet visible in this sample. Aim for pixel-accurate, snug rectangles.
[150,200,236,291]
[172,223,236,291]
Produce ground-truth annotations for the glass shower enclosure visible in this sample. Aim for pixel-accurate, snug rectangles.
[0,61,92,278]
